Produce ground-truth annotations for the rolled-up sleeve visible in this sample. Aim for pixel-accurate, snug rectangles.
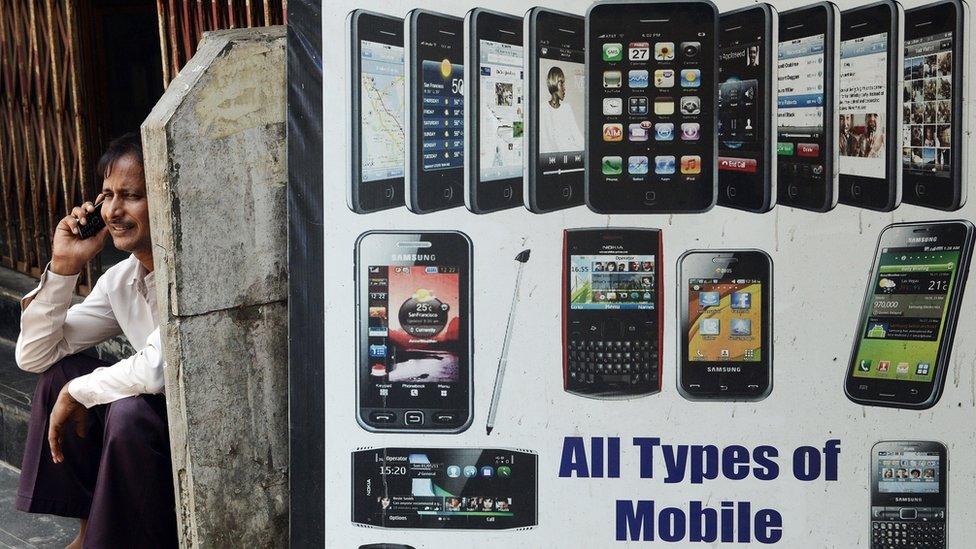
[66,327,166,408]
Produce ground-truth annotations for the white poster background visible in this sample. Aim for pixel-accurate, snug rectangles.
[322,0,976,546]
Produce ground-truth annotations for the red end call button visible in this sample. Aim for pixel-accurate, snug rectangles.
[718,156,757,173]
[797,143,820,157]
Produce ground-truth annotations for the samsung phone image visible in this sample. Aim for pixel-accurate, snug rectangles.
[585,0,718,213]
[777,2,841,212]
[871,441,947,548]
[463,9,524,214]
[838,0,904,211]
[845,220,974,410]
[404,10,465,214]
[677,249,772,401]
[346,10,405,214]
[902,0,970,211]
[523,7,586,213]
[563,228,663,399]
[717,4,778,213]
[354,231,473,433]
[352,447,538,530]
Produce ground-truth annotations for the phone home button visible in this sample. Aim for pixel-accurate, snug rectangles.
[561,185,573,199]
[726,186,737,198]
[899,508,918,520]
[384,186,395,201]
[503,185,513,200]
[404,411,424,426]
[643,191,657,204]
[787,185,799,199]
[442,187,453,201]
[851,183,862,198]
[915,183,926,197]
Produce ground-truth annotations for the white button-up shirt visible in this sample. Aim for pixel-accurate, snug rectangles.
[15,255,165,408]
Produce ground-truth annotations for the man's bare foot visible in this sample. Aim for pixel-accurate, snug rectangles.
[66,518,87,549]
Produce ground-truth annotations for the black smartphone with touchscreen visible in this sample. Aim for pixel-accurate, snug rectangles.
[563,228,663,399]
[524,7,586,213]
[717,4,778,213]
[871,441,947,549]
[404,10,465,214]
[585,0,718,213]
[678,249,772,401]
[355,231,473,433]
[845,220,974,410]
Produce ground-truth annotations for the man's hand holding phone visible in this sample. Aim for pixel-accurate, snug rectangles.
[51,194,107,276]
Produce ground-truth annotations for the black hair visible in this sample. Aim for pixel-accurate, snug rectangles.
[96,132,144,179]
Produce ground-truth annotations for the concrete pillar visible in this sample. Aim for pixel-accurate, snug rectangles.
[141,27,287,548]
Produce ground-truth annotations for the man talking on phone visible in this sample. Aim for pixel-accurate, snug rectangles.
[13,133,177,548]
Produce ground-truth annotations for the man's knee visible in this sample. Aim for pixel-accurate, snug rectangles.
[103,395,169,450]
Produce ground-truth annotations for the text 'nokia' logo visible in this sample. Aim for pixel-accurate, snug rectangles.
[907,236,938,243]
[393,253,436,261]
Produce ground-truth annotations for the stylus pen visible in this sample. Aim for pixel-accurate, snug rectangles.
[486,249,531,435]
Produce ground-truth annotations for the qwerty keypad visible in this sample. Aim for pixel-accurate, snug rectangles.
[872,521,945,549]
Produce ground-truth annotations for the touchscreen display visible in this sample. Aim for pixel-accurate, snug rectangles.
[478,40,523,182]
[421,56,464,172]
[853,246,961,382]
[537,39,585,175]
[777,34,827,184]
[838,33,889,177]
[365,264,461,404]
[876,450,941,494]
[352,448,538,530]
[360,40,405,182]
[687,279,762,361]
[569,255,656,310]
[718,38,764,175]
[903,31,952,178]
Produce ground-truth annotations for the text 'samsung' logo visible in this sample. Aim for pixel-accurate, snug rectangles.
[907,236,938,243]
[894,496,923,503]
[393,254,436,261]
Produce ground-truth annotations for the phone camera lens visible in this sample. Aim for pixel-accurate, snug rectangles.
[681,42,700,58]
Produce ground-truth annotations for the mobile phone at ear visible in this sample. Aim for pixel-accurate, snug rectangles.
[585,0,719,213]
[777,2,841,212]
[677,249,772,401]
[870,441,947,548]
[523,7,586,213]
[463,8,525,214]
[838,0,904,211]
[346,10,405,214]
[717,4,778,213]
[845,220,974,409]
[77,202,105,240]
[355,231,473,433]
[902,0,970,211]
[404,10,465,214]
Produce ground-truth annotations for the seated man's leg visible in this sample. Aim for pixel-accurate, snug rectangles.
[84,394,178,549]
[17,354,108,518]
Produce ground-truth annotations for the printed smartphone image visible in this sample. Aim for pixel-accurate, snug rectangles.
[717,4,777,213]
[563,228,663,399]
[678,250,772,401]
[585,0,718,213]
[902,0,969,211]
[838,0,904,212]
[352,447,538,530]
[354,231,473,433]
[404,10,465,214]
[464,9,524,214]
[845,220,975,410]
[346,10,405,214]
[871,441,947,548]
[523,7,586,213]
[77,201,105,240]
[777,2,840,212]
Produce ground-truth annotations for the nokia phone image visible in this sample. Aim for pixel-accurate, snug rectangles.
[352,447,538,530]
[563,228,663,399]
[902,0,970,211]
[717,4,778,213]
[871,441,947,548]
[346,10,405,214]
[523,7,586,213]
[838,0,904,212]
[677,249,772,401]
[585,0,718,213]
[845,220,974,410]
[777,2,841,212]
[463,9,524,214]
[404,10,465,214]
[355,231,473,433]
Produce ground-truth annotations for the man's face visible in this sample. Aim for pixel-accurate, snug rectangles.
[101,153,151,254]
[867,114,877,132]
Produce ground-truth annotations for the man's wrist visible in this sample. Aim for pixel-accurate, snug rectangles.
[50,257,84,276]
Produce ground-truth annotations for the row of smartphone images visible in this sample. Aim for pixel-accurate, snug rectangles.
[350,441,950,549]
[346,0,973,215]
[353,220,975,434]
